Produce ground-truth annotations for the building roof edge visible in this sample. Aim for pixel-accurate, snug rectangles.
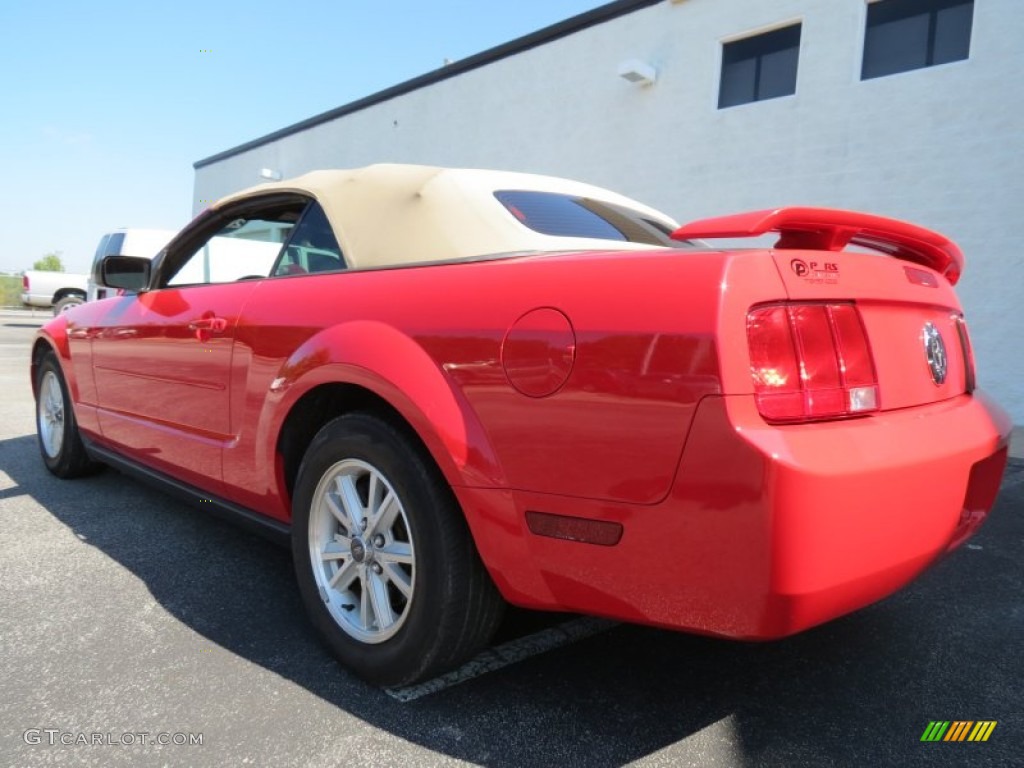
[193,0,662,169]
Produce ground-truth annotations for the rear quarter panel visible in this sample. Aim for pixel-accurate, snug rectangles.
[226,249,784,517]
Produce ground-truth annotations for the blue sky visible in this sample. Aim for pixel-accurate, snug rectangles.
[0,0,604,274]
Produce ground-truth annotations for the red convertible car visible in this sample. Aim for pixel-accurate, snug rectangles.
[33,164,1010,686]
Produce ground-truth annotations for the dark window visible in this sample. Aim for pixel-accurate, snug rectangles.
[494,190,678,246]
[93,234,111,260]
[862,0,973,80]
[273,202,346,275]
[102,233,125,258]
[719,24,802,109]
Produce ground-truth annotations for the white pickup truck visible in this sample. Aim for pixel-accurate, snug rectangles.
[88,228,177,301]
[20,271,90,314]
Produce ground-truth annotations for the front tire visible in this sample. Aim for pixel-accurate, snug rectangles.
[35,353,100,478]
[291,413,503,686]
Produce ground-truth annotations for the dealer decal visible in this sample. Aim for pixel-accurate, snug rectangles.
[790,258,839,285]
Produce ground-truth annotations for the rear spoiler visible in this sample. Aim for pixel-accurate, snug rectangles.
[671,207,963,285]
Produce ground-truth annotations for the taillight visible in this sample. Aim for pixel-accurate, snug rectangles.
[22,274,29,290]
[954,315,976,392]
[747,303,879,422]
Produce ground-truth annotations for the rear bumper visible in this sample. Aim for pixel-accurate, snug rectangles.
[461,392,1011,638]
[701,392,1010,637]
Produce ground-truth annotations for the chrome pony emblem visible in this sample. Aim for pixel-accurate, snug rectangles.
[922,323,947,385]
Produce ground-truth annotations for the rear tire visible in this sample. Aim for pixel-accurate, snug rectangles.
[35,353,101,478]
[291,413,504,686]
[53,294,85,315]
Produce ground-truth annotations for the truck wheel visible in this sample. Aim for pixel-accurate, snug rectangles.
[53,294,85,315]
[291,413,504,687]
[35,353,101,478]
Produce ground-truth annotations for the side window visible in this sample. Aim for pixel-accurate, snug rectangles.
[272,202,346,276]
[103,233,125,258]
[93,234,112,260]
[167,209,300,287]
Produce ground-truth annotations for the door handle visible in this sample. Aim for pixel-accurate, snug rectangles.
[188,316,227,341]
[188,317,227,333]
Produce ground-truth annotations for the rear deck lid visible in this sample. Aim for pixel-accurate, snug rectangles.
[769,251,971,411]
[675,207,972,412]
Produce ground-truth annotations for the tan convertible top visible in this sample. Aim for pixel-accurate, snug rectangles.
[213,164,678,269]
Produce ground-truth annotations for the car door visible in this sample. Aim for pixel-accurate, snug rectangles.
[89,194,309,494]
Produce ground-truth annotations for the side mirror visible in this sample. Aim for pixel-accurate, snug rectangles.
[101,255,151,292]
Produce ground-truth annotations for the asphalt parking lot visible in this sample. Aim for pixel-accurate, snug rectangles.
[1,310,1021,767]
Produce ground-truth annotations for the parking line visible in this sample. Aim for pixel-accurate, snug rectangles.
[385,617,618,702]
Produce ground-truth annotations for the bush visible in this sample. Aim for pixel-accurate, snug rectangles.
[33,252,64,272]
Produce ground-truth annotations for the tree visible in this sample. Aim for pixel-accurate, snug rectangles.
[33,251,64,272]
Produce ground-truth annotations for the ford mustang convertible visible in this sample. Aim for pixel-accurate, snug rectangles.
[32,164,1010,686]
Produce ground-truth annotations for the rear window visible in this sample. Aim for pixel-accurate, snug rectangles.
[494,190,677,247]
